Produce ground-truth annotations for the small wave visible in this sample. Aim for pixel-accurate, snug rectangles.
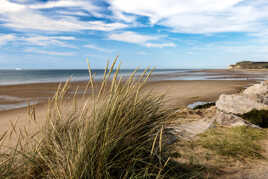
[0,101,39,111]
[0,95,27,101]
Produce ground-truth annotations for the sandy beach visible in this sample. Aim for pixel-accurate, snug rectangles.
[0,71,257,141]
[145,80,255,107]
[0,68,261,147]
[0,69,266,178]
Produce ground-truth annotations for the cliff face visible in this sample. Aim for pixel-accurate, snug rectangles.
[229,61,268,69]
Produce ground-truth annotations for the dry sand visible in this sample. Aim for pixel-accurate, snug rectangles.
[144,80,255,107]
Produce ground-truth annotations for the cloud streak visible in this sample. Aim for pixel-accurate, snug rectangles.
[25,48,75,56]
[22,36,76,48]
[84,44,114,53]
[0,0,128,32]
[107,0,268,34]
[0,34,16,46]
[1,11,128,32]
[145,42,176,48]
[108,31,175,48]
[108,31,159,43]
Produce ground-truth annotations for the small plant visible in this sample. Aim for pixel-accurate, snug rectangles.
[199,126,266,160]
[241,109,268,128]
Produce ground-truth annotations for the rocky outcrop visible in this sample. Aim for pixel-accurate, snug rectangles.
[166,118,215,142]
[167,81,268,143]
[243,81,268,97]
[243,81,268,105]
[215,80,268,127]
[213,111,260,128]
[216,94,268,115]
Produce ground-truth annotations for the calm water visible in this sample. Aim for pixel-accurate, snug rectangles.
[0,69,187,85]
[2,68,268,86]
[1,69,268,85]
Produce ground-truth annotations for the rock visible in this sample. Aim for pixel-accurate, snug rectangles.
[216,94,268,115]
[243,81,268,105]
[214,111,260,128]
[243,81,268,97]
[165,119,215,142]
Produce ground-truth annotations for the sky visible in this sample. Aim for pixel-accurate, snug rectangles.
[1,0,268,69]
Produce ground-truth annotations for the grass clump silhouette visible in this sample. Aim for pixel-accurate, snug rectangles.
[0,58,179,178]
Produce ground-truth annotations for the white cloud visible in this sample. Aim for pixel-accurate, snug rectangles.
[28,0,103,17]
[108,31,174,48]
[107,0,243,23]
[28,0,97,10]
[3,0,268,35]
[0,0,127,32]
[107,0,268,34]
[56,10,89,17]
[25,48,75,56]
[0,34,16,45]
[84,44,113,53]
[22,35,76,48]
[0,34,77,48]
[145,42,176,48]
[1,10,127,32]
[108,7,137,23]
[108,31,159,44]
[0,0,25,13]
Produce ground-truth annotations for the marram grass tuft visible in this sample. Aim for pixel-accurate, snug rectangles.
[0,58,179,179]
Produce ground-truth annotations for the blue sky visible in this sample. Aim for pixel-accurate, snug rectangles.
[1,0,268,69]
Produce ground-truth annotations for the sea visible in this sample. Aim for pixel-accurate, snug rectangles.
[0,69,191,85]
[1,68,268,85]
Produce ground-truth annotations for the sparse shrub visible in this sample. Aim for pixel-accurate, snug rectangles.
[241,109,268,128]
[199,126,266,160]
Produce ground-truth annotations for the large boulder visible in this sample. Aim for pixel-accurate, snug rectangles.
[216,94,268,115]
[243,81,268,97]
[214,111,260,128]
[243,81,268,104]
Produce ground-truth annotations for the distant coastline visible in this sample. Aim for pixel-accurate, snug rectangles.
[229,61,268,70]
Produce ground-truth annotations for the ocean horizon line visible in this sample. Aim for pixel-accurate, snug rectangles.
[0,68,214,71]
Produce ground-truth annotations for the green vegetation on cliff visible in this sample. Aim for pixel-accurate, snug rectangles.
[229,61,268,69]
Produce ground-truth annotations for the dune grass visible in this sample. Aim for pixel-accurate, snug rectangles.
[0,59,184,178]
